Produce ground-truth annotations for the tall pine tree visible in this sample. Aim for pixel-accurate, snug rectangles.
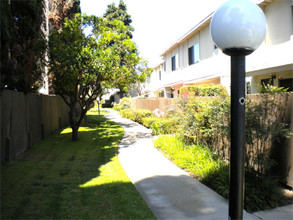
[1,0,46,93]
[104,0,134,39]
[103,0,142,98]
[0,0,81,93]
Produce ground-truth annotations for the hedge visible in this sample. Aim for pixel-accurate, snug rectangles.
[120,109,152,124]
[180,84,227,97]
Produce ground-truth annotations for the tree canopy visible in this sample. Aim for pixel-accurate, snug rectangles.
[103,0,151,97]
[49,13,145,141]
[104,0,134,39]
[0,0,81,93]
[1,0,46,93]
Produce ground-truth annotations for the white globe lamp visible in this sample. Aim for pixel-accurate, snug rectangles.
[210,0,266,56]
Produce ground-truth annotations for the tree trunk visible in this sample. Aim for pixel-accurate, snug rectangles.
[71,125,79,141]
[98,101,101,115]
[69,105,80,141]
[69,102,88,142]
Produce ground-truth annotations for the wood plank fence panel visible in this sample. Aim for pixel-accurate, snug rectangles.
[28,94,42,146]
[0,90,75,163]
[10,91,28,159]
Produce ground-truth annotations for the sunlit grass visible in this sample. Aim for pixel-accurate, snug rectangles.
[1,107,155,219]
[80,155,128,188]
[153,135,224,180]
[60,126,97,134]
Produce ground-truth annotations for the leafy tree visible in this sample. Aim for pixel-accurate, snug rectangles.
[0,0,12,62]
[1,0,46,93]
[49,13,139,141]
[128,59,153,96]
[103,0,151,98]
[104,0,134,39]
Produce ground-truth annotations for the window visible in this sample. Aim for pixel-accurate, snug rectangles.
[164,62,166,71]
[279,78,293,92]
[261,78,273,88]
[188,43,200,65]
[159,70,161,81]
[172,54,179,71]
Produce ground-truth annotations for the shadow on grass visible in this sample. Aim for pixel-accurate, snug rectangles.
[200,164,230,201]
[1,113,155,219]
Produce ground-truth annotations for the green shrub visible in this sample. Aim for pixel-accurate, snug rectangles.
[244,172,288,212]
[120,109,135,120]
[120,109,152,124]
[180,84,227,97]
[151,117,179,135]
[153,135,225,180]
[176,96,230,148]
[135,110,152,124]
[142,117,158,128]
[113,97,131,111]
[260,84,288,94]
[120,108,179,134]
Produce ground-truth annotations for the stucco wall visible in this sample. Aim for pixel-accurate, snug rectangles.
[265,0,293,45]
[199,27,214,61]
[251,69,293,93]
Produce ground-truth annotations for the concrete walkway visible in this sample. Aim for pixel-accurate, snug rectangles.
[105,110,293,220]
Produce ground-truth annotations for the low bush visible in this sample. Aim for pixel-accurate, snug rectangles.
[180,84,227,98]
[176,96,230,148]
[135,110,152,124]
[113,97,131,111]
[141,117,158,128]
[151,118,179,135]
[120,109,152,124]
[120,108,180,135]
[153,135,226,180]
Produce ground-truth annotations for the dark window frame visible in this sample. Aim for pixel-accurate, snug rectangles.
[188,43,200,65]
[171,54,178,71]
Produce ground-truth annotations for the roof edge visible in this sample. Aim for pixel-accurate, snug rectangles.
[160,0,273,57]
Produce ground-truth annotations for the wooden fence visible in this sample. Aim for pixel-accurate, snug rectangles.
[129,97,177,113]
[0,90,80,163]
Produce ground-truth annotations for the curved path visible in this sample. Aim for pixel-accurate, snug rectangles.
[105,110,293,220]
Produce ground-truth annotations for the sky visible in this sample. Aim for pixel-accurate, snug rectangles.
[80,0,227,67]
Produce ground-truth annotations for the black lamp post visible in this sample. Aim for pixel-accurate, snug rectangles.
[210,0,266,219]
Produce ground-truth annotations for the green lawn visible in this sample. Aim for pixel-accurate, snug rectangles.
[1,108,155,219]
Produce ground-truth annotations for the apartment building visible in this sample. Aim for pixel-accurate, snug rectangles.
[145,0,293,98]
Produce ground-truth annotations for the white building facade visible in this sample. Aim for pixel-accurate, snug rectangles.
[145,0,293,98]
